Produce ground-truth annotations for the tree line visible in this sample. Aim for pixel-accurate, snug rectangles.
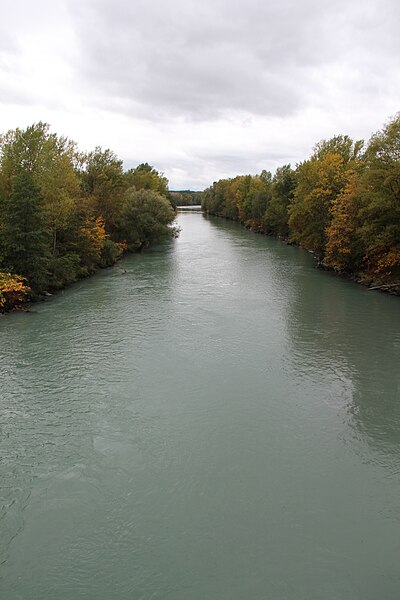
[170,190,203,207]
[202,114,400,289]
[0,123,178,311]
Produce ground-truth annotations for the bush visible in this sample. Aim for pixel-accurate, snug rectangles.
[0,272,31,311]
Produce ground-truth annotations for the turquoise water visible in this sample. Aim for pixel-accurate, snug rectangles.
[1,212,399,599]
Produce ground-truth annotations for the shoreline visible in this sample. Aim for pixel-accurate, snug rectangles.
[203,211,400,297]
[0,251,130,317]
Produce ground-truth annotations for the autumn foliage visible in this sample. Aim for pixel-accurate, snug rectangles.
[0,123,178,309]
[202,114,400,287]
[0,273,31,312]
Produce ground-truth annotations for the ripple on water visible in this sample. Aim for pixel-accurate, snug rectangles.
[1,213,400,599]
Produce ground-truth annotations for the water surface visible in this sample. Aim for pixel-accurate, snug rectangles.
[1,213,400,599]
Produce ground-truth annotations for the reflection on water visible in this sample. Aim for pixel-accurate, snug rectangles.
[1,212,400,600]
[284,254,400,462]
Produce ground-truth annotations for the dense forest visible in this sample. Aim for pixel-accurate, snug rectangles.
[0,123,178,312]
[202,114,400,291]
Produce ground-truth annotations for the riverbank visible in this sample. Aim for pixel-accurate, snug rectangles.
[0,223,180,316]
[317,262,400,296]
[202,116,400,293]
[0,265,114,316]
[203,212,400,296]
[0,244,129,316]
[0,124,178,315]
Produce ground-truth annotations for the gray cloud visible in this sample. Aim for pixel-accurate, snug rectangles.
[68,0,400,121]
[0,0,399,188]
[0,29,19,56]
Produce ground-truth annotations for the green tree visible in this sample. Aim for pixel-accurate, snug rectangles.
[0,170,49,292]
[117,188,178,250]
[124,163,169,197]
[264,165,296,237]
[357,114,400,277]
[0,123,85,289]
[80,147,125,233]
[0,122,50,197]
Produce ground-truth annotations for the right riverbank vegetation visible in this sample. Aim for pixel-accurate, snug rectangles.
[202,113,400,294]
[0,123,179,312]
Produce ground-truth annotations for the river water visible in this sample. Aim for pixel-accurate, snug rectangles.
[1,212,400,599]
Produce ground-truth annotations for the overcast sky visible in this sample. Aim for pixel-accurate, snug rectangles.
[1,0,399,189]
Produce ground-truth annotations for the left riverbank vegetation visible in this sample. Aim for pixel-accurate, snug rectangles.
[0,123,179,312]
[202,113,400,293]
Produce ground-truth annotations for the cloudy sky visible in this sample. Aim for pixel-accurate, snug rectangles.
[1,0,399,189]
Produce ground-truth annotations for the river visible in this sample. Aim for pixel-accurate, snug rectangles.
[1,211,400,599]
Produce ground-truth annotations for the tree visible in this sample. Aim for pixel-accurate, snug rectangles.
[0,272,31,311]
[0,123,86,290]
[288,136,363,257]
[0,122,50,197]
[0,170,49,291]
[357,114,400,277]
[124,163,169,197]
[324,172,365,272]
[264,165,296,237]
[117,188,178,250]
[80,147,125,233]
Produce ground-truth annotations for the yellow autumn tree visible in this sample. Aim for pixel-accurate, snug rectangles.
[289,152,349,256]
[79,216,108,274]
[289,135,363,258]
[324,172,364,272]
